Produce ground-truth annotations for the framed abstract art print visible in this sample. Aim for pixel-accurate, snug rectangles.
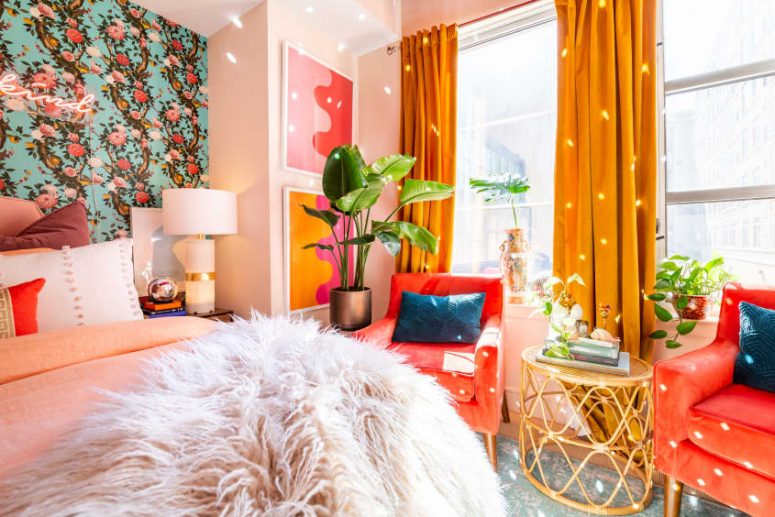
[282,41,354,176]
[283,188,353,313]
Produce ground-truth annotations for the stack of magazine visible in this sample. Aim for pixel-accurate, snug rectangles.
[537,337,631,376]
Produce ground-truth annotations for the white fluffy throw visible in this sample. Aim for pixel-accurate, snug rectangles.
[1,316,505,516]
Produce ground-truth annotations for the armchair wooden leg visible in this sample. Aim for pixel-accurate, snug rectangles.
[501,396,510,423]
[664,476,683,517]
[483,433,498,470]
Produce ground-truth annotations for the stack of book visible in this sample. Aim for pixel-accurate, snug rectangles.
[140,296,186,318]
[537,337,630,376]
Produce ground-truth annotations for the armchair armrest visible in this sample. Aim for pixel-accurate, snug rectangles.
[653,338,738,470]
[352,317,396,344]
[473,315,503,432]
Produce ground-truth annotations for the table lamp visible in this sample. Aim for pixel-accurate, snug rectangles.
[162,188,237,315]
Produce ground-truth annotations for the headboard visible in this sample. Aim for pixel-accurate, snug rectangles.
[0,196,43,236]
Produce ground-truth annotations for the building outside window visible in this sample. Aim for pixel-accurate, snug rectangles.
[662,0,775,283]
[452,2,556,277]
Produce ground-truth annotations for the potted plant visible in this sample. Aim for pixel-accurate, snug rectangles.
[302,145,454,330]
[647,255,732,348]
[469,175,531,303]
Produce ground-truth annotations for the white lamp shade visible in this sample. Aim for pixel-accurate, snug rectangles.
[162,188,237,236]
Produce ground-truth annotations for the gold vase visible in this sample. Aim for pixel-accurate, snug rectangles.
[500,228,529,304]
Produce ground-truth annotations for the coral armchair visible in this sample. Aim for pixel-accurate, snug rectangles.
[654,283,775,517]
[354,273,504,467]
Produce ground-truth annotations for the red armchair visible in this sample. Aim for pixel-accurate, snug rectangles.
[354,273,504,467]
[654,283,775,517]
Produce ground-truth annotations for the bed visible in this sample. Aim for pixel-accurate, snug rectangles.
[0,197,505,515]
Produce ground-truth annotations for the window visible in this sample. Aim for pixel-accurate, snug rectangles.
[452,2,556,276]
[661,0,775,283]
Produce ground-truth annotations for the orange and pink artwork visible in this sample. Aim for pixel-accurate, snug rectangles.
[283,41,353,175]
[284,188,353,312]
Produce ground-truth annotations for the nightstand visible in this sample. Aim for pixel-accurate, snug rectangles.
[190,308,235,322]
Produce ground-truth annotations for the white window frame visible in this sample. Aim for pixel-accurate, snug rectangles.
[657,0,775,258]
[458,0,556,51]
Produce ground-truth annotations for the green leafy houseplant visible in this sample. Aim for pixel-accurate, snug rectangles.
[469,175,530,228]
[646,255,733,348]
[302,145,454,291]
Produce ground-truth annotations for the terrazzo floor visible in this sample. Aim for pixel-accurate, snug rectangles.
[493,436,748,517]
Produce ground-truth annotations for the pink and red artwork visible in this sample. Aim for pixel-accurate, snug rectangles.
[283,42,353,175]
[284,188,353,312]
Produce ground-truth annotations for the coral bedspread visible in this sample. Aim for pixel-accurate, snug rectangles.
[0,317,215,480]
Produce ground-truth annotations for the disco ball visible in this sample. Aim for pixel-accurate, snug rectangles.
[148,277,178,303]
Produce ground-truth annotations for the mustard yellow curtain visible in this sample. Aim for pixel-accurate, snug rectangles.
[553,0,657,361]
[398,25,457,273]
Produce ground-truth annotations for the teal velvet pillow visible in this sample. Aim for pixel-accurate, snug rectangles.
[392,291,486,344]
[734,302,775,393]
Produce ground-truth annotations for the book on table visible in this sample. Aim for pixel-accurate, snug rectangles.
[537,348,631,376]
[567,338,621,366]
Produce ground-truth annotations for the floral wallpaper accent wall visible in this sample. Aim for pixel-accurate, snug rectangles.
[0,0,208,241]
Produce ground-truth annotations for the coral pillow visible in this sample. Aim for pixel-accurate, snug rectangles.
[0,240,143,332]
[0,278,46,338]
[0,202,90,252]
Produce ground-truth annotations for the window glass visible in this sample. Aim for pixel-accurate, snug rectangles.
[665,77,775,192]
[667,200,775,283]
[663,0,775,81]
[453,20,557,276]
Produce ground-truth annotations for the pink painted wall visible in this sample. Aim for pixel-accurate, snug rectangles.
[208,2,272,317]
[402,0,534,35]
[356,45,402,319]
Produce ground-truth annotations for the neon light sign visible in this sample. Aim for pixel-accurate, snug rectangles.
[0,73,96,114]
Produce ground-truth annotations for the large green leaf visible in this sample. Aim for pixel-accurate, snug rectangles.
[341,235,375,246]
[704,256,724,272]
[322,145,368,202]
[647,293,666,301]
[666,339,682,349]
[374,230,401,256]
[301,205,340,228]
[676,320,698,335]
[660,261,678,271]
[399,179,454,206]
[302,243,334,252]
[654,304,674,322]
[335,177,386,213]
[369,154,416,182]
[469,175,530,202]
[674,295,689,310]
[648,330,668,340]
[372,220,439,254]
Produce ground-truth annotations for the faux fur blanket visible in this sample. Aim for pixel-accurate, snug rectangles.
[0,316,505,516]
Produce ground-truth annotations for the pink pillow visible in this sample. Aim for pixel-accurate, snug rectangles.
[0,202,90,251]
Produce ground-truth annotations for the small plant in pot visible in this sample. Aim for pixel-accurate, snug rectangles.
[646,255,732,348]
[469,174,531,303]
[302,145,454,331]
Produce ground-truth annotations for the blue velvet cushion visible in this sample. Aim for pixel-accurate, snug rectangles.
[392,291,486,344]
[734,302,775,393]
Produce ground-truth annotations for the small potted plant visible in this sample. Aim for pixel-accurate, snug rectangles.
[469,174,530,303]
[302,145,454,331]
[647,255,732,348]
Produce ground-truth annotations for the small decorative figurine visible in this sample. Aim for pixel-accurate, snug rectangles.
[598,303,612,330]
[148,277,178,303]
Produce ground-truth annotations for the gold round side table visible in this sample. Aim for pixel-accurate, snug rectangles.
[519,346,654,515]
